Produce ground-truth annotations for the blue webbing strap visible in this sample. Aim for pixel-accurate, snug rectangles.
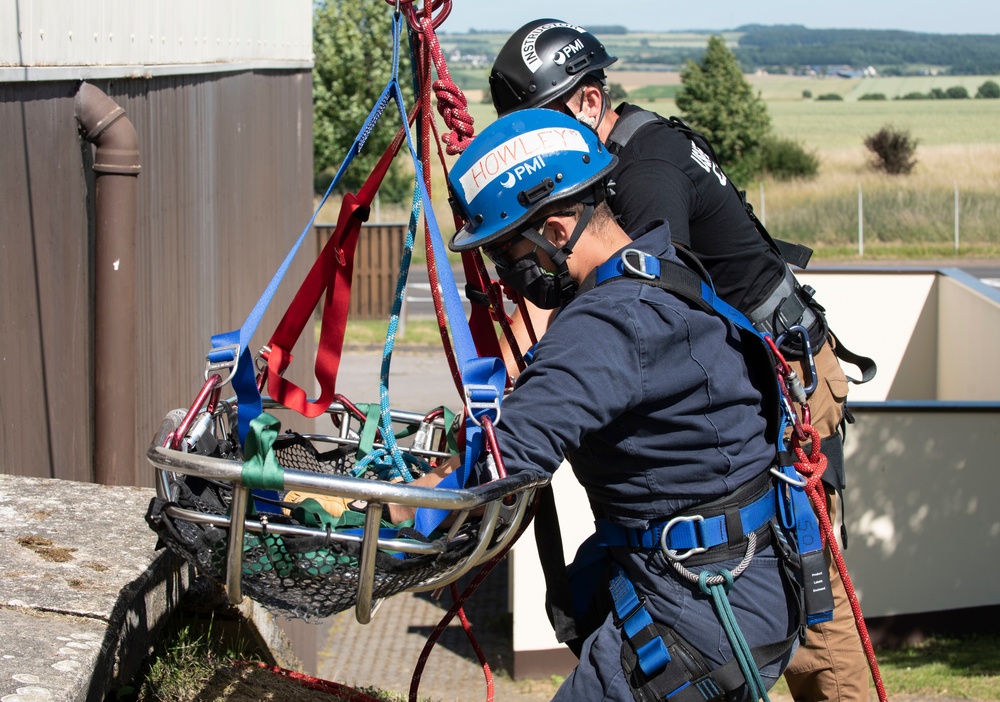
[596,486,776,552]
[609,565,672,680]
[211,11,415,447]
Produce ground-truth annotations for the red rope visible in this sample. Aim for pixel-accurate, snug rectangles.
[413,12,475,155]
[792,425,888,702]
[238,661,383,702]
[409,496,539,702]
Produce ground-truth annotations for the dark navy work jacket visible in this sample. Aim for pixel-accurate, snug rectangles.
[491,222,775,527]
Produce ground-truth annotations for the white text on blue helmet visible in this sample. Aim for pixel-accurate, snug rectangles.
[459,127,588,205]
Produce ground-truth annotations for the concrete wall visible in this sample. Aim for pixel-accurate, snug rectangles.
[510,268,1000,678]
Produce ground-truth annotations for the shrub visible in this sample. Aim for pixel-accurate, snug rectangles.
[945,85,970,99]
[929,87,947,99]
[859,93,887,100]
[802,89,813,99]
[864,126,918,175]
[816,93,844,101]
[760,135,819,180]
[899,91,929,100]
[608,82,628,101]
[976,80,1000,98]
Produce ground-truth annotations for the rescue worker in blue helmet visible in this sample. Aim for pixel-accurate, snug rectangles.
[489,20,874,702]
[396,108,799,701]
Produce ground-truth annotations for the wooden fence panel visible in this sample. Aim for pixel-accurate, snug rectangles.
[315,223,406,321]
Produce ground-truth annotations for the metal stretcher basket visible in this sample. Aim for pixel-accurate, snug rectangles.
[145,398,545,623]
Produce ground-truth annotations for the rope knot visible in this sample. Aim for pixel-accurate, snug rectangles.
[792,423,827,490]
[698,568,734,596]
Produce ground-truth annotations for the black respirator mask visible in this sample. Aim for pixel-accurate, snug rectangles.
[490,205,595,310]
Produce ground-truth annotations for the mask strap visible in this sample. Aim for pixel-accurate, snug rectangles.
[520,204,596,303]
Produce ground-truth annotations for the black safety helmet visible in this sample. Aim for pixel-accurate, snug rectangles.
[489,19,618,117]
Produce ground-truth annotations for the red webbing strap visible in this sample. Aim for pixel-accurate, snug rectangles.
[264,132,405,417]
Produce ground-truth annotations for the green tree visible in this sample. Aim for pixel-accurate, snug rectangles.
[313,0,411,201]
[976,80,1000,98]
[675,35,771,185]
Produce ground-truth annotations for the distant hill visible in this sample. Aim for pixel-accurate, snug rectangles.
[441,25,1000,77]
[736,25,1000,74]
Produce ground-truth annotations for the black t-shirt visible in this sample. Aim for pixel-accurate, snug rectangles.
[607,103,787,314]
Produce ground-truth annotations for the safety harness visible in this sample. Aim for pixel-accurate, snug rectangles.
[582,248,832,700]
[605,107,876,389]
[586,247,897,701]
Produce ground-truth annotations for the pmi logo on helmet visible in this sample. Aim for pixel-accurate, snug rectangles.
[459,127,588,205]
[552,38,585,66]
[521,22,586,73]
[499,156,546,189]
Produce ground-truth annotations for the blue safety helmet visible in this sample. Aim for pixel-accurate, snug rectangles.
[448,108,616,252]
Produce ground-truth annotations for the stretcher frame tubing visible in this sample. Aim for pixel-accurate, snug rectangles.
[148,402,547,623]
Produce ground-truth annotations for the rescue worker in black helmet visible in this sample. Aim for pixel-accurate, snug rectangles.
[391,107,798,702]
[490,18,872,702]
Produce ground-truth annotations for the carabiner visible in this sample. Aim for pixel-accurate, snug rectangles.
[776,324,817,396]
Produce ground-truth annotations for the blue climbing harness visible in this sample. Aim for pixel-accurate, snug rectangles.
[591,248,832,701]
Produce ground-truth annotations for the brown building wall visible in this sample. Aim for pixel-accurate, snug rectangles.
[1,70,317,486]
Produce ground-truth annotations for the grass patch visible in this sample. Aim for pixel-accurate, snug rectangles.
[768,634,1000,700]
[340,319,451,347]
[115,613,421,702]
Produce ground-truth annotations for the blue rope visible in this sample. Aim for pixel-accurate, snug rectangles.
[698,570,771,702]
[374,182,423,482]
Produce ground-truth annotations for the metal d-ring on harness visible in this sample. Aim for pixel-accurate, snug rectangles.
[591,248,835,700]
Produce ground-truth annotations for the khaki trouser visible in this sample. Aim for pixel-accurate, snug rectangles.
[782,340,870,702]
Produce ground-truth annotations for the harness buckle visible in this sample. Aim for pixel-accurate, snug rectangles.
[463,383,501,428]
[659,513,707,562]
[612,592,647,628]
[621,248,656,280]
[205,343,241,388]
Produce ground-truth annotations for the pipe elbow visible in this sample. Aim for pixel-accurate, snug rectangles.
[75,82,141,175]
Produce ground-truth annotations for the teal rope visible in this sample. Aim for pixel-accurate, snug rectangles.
[374,181,423,482]
[698,570,771,702]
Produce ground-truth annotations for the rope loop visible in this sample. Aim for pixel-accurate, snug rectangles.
[697,567,734,596]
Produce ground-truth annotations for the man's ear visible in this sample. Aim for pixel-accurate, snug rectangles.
[543,213,576,248]
[582,84,605,119]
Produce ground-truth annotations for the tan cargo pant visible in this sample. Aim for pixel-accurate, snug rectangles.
[782,339,870,701]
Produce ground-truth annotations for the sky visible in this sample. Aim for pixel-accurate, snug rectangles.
[444,0,1000,36]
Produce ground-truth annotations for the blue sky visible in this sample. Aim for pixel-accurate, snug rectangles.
[444,1,999,35]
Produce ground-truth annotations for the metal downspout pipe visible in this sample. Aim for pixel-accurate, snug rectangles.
[75,82,142,486]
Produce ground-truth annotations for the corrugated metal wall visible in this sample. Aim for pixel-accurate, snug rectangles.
[1,70,317,486]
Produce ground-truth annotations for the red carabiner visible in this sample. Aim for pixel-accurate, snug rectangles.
[384,0,451,32]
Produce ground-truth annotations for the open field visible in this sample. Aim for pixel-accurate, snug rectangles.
[319,68,1000,258]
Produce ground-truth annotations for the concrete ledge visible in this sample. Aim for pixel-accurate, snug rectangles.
[0,475,299,701]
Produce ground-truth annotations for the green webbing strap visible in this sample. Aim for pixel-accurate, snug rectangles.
[698,570,770,702]
[357,403,383,461]
[291,497,338,530]
[355,403,461,458]
[242,412,285,491]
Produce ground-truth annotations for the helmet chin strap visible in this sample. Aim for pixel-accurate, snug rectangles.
[520,203,597,304]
